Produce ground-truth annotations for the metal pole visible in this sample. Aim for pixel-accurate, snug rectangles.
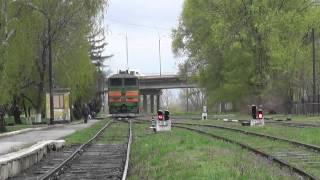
[318,85,320,114]
[126,33,129,70]
[48,18,54,125]
[186,88,189,112]
[312,28,316,115]
[159,38,162,76]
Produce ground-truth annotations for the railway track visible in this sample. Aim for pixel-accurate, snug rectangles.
[264,121,320,128]
[173,123,320,179]
[11,120,132,180]
[139,114,320,128]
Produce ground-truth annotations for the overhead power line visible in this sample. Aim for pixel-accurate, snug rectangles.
[107,18,172,32]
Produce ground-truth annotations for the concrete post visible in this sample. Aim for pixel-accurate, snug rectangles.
[156,95,160,111]
[143,95,148,114]
[104,93,109,114]
[139,95,143,113]
[150,95,155,114]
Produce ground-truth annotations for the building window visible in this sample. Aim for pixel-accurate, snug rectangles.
[54,95,64,109]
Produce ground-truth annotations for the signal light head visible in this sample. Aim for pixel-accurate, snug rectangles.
[258,109,263,119]
[157,110,164,121]
[251,105,257,119]
[164,110,170,121]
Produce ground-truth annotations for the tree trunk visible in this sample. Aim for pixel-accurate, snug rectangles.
[22,98,27,118]
[0,105,6,132]
[0,118,6,132]
[34,41,47,123]
[35,82,44,123]
[12,96,22,124]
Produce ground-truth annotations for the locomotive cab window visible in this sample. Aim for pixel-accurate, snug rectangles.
[110,78,122,86]
[124,78,137,86]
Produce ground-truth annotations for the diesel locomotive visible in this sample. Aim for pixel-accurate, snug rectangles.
[108,71,140,117]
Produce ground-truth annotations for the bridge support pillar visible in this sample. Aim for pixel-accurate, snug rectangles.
[156,95,160,111]
[143,95,148,114]
[150,95,155,114]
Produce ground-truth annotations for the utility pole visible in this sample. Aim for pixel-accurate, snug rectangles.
[186,63,189,112]
[126,33,129,70]
[312,28,316,115]
[159,38,162,76]
[48,19,54,125]
[48,18,54,125]
[186,88,189,112]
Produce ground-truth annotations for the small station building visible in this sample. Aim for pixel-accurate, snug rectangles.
[46,88,71,122]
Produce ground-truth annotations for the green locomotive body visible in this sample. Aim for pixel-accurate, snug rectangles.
[108,73,140,116]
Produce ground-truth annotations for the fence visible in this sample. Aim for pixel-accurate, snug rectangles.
[291,102,320,115]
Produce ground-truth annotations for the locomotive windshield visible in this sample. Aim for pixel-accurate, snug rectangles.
[124,78,137,86]
[110,78,122,86]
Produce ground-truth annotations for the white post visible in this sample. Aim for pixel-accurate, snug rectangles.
[202,106,208,120]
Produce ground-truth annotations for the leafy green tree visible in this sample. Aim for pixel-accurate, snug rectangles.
[0,0,108,123]
[173,0,320,112]
[0,0,24,130]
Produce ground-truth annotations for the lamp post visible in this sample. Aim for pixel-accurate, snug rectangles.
[125,32,129,70]
[48,18,54,125]
[159,37,162,77]
[117,32,129,70]
[312,28,316,115]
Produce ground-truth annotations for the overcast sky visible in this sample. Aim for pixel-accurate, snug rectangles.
[104,0,185,75]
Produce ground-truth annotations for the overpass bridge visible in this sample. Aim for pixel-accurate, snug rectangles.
[138,75,198,113]
[139,75,197,90]
[104,74,198,114]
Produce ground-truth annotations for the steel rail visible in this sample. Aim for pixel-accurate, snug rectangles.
[40,120,113,180]
[265,121,320,128]
[174,125,318,180]
[122,119,132,180]
[174,122,320,152]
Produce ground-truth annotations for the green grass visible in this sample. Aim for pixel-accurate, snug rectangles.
[181,112,320,123]
[97,121,128,144]
[181,119,320,147]
[5,125,38,132]
[129,124,299,180]
[64,119,109,145]
[199,126,320,175]
[4,116,33,125]
[1,116,46,133]
[182,125,320,177]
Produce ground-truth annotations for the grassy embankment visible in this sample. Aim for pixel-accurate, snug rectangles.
[196,126,320,177]
[64,119,109,145]
[64,119,129,145]
[97,121,128,144]
[181,119,320,147]
[129,123,299,180]
[1,117,42,133]
[2,115,83,133]
[171,111,320,123]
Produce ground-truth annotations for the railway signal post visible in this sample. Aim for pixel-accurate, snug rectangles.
[154,110,171,132]
[202,106,208,120]
[250,105,265,126]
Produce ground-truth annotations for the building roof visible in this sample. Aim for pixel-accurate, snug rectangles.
[109,73,138,79]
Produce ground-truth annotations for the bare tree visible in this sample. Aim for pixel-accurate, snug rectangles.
[179,88,206,112]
